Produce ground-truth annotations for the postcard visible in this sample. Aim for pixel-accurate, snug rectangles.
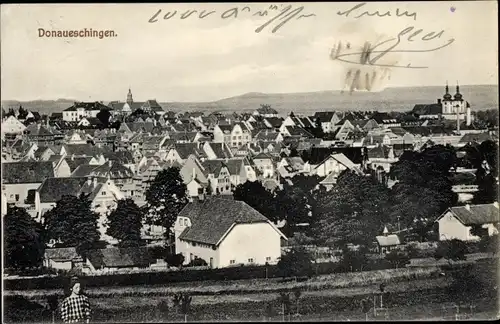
[1,2,499,323]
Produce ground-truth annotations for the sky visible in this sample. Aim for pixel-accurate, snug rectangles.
[1,2,498,102]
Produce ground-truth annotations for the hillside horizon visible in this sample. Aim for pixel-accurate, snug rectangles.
[2,84,498,116]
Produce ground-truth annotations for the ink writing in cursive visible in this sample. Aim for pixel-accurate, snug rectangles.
[147,4,316,33]
[330,26,454,69]
[337,2,417,21]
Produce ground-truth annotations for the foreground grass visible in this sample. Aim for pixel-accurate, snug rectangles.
[5,266,440,299]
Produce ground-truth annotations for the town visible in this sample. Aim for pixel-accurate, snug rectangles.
[2,84,499,321]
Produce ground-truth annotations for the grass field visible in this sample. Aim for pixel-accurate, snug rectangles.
[5,260,498,323]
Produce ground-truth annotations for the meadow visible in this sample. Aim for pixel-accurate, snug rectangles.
[4,259,498,322]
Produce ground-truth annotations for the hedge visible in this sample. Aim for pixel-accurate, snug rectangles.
[4,258,402,291]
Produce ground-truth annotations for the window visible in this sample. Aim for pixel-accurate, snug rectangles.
[266,257,271,262]
[15,194,19,202]
[184,219,188,226]
[248,258,254,263]
[101,191,106,196]
[230,260,235,264]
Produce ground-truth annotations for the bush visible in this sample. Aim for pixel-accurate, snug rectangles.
[165,253,185,268]
[434,239,467,262]
[479,234,499,254]
[339,247,369,272]
[385,250,410,269]
[186,257,208,267]
[277,246,313,278]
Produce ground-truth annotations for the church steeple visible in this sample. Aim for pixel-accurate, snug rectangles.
[454,81,463,101]
[443,81,452,101]
[126,88,133,105]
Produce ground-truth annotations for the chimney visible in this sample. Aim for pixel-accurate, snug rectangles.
[93,177,98,188]
[383,226,389,236]
[465,204,470,211]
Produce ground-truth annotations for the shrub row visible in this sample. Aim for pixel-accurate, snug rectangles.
[4,258,411,291]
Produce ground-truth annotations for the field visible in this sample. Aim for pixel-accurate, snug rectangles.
[5,260,499,322]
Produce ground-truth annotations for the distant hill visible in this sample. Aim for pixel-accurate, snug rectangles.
[2,85,498,116]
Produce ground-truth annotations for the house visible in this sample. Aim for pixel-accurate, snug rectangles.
[313,112,341,133]
[263,117,284,130]
[252,152,275,178]
[174,197,287,268]
[202,142,234,160]
[201,160,233,195]
[1,115,26,139]
[85,247,152,273]
[35,176,125,240]
[366,145,398,173]
[435,203,499,242]
[276,157,306,178]
[44,247,84,271]
[375,227,402,255]
[63,101,111,122]
[179,155,210,197]
[254,129,284,143]
[312,153,363,178]
[225,158,257,187]
[87,161,135,197]
[164,143,207,164]
[64,130,88,144]
[253,105,278,118]
[2,161,55,206]
[24,123,63,145]
[213,123,252,149]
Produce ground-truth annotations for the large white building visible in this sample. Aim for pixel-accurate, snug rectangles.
[174,197,287,268]
[63,101,112,122]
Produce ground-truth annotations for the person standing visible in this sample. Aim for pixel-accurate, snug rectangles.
[60,277,91,323]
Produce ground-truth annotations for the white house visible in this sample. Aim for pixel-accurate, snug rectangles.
[63,101,110,122]
[1,115,26,139]
[174,197,287,268]
[435,202,499,242]
[312,153,362,177]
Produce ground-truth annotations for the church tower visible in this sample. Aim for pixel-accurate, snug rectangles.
[126,88,133,105]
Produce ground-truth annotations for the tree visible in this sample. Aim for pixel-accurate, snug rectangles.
[43,194,100,256]
[233,180,278,222]
[145,167,189,246]
[274,183,310,236]
[385,250,410,269]
[389,145,458,232]
[4,206,45,271]
[165,253,185,268]
[96,109,111,127]
[339,246,369,272]
[106,198,144,247]
[186,256,208,267]
[434,239,467,265]
[312,170,391,247]
[277,246,313,278]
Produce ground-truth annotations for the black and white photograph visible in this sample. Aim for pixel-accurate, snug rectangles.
[1,1,499,322]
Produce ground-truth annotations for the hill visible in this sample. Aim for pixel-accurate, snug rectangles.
[2,85,498,116]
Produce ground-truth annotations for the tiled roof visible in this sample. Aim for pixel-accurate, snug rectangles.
[201,160,225,177]
[45,247,82,261]
[255,129,280,141]
[412,104,442,115]
[367,145,392,159]
[103,151,134,165]
[71,164,99,177]
[314,111,337,123]
[448,203,499,225]
[89,161,134,179]
[178,197,275,245]
[173,143,206,160]
[63,101,111,112]
[63,144,109,158]
[65,156,94,172]
[376,234,401,247]
[224,159,245,175]
[37,177,89,203]
[2,161,55,184]
[207,142,233,159]
[459,133,492,144]
[264,117,283,128]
